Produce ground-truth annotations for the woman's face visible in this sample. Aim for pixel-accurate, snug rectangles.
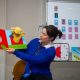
[40,28,52,44]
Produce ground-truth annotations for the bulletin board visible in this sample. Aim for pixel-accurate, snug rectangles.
[46,2,80,61]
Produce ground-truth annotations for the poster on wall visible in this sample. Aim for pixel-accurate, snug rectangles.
[46,2,80,61]
[54,43,70,61]
[71,47,80,61]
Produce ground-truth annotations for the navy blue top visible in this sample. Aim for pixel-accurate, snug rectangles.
[13,38,56,77]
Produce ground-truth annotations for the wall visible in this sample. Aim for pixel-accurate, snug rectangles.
[0,0,6,29]
[0,0,6,80]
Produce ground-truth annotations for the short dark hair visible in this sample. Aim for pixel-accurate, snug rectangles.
[43,25,63,41]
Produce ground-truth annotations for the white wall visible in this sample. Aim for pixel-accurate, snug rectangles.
[0,0,6,80]
[0,0,6,29]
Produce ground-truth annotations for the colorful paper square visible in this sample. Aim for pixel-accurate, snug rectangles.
[74,20,78,25]
[54,6,58,11]
[68,19,72,25]
[62,19,66,25]
[54,13,58,18]
[54,20,58,25]
[68,27,72,32]
[75,34,78,39]
[75,27,78,32]
[62,34,66,39]
[62,26,66,32]
[68,34,72,39]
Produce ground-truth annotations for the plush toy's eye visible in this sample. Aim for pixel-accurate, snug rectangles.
[16,34,21,37]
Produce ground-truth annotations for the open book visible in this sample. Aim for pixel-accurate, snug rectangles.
[0,29,27,49]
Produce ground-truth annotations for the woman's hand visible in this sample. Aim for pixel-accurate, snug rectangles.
[6,48,15,54]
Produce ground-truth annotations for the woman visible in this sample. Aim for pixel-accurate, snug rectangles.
[7,25,63,80]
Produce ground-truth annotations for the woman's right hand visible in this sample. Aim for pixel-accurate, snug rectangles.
[6,48,15,54]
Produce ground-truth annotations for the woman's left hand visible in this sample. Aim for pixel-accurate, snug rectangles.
[6,48,15,54]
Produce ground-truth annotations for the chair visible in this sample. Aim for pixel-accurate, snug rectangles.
[13,60,26,80]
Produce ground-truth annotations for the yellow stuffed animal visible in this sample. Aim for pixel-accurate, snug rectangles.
[11,27,25,43]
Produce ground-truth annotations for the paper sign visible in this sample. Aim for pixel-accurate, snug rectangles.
[54,43,69,61]
[72,47,80,61]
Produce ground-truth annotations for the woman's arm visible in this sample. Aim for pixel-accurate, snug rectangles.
[13,47,55,64]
